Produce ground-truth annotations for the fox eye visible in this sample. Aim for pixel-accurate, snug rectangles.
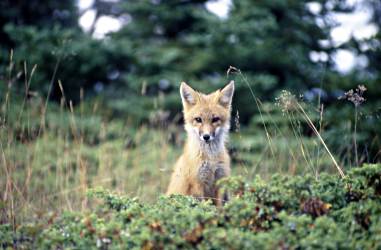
[212,117,220,123]
[194,117,202,123]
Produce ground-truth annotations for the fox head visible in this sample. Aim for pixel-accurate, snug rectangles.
[180,81,234,148]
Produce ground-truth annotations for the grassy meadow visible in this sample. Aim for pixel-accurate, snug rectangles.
[1,64,380,249]
[1,69,347,225]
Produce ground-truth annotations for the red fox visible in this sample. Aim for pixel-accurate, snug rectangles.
[166,81,235,205]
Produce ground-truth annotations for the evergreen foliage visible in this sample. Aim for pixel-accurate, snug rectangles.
[1,164,380,249]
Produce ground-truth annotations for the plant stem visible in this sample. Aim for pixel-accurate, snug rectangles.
[296,102,346,179]
[354,105,359,166]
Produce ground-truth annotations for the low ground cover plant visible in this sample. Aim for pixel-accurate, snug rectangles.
[1,164,380,249]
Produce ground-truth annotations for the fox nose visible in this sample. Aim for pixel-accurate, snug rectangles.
[203,134,210,141]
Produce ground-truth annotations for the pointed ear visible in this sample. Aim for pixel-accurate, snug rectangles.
[180,82,197,108]
[218,80,235,108]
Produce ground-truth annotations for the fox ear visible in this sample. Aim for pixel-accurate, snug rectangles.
[218,80,235,108]
[180,82,197,107]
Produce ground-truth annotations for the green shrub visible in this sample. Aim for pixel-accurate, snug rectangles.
[1,164,380,249]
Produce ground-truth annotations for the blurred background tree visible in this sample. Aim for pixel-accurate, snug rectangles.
[0,0,379,163]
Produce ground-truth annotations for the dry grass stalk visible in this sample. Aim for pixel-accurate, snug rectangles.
[339,85,367,166]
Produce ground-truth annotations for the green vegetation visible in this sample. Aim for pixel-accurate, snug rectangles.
[1,164,380,249]
[0,91,340,221]
[1,0,381,248]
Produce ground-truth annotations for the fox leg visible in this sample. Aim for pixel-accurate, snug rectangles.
[197,162,215,199]
[214,166,229,206]
[166,173,189,195]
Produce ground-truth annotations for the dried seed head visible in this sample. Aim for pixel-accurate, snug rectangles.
[339,85,367,107]
[227,65,240,76]
[275,90,298,114]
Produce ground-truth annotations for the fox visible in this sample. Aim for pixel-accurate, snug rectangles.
[166,81,235,206]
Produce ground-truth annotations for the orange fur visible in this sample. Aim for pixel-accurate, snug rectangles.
[166,81,234,206]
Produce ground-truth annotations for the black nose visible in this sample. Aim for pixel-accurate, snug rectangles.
[203,134,210,141]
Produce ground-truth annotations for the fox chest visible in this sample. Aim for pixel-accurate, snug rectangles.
[197,161,227,182]
[186,159,228,191]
